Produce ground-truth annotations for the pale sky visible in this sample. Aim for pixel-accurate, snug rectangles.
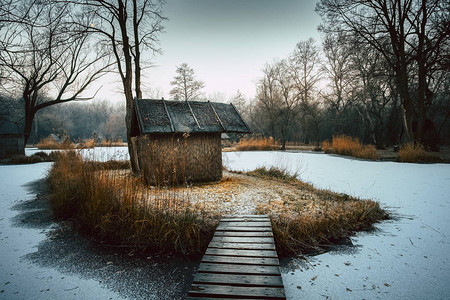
[93,0,322,103]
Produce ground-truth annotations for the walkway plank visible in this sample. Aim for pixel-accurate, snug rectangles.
[214,231,273,237]
[211,236,275,244]
[217,221,272,227]
[189,284,286,299]
[208,242,276,250]
[201,255,279,266]
[192,273,284,287]
[215,226,273,232]
[188,214,286,299]
[198,263,281,275]
[205,248,278,258]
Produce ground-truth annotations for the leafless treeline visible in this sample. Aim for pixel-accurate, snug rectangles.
[246,0,449,149]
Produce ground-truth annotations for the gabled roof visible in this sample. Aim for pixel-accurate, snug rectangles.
[134,98,251,134]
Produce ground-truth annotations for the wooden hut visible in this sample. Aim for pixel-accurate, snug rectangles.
[134,98,251,185]
[0,120,24,158]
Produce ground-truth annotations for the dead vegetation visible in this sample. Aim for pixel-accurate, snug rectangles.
[47,152,387,256]
[236,135,279,151]
[398,143,443,163]
[322,135,377,161]
[48,151,219,255]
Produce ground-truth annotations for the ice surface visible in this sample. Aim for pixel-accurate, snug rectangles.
[2,149,448,299]
[223,151,450,299]
[0,163,120,299]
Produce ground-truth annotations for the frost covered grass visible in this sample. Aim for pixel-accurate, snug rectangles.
[322,135,377,161]
[398,143,442,163]
[246,166,388,255]
[236,135,279,151]
[245,166,298,182]
[48,151,219,255]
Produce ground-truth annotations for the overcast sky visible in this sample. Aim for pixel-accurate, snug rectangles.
[94,0,322,103]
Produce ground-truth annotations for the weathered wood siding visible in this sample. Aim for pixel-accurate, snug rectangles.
[138,132,222,185]
[0,134,25,158]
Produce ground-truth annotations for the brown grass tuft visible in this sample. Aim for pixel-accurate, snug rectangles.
[325,135,377,160]
[47,151,219,254]
[398,143,442,163]
[322,140,331,153]
[100,138,127,147]
[250,168,388,255]
[37,137,75,149]
[77,138,96,149]
[236,135,279,151]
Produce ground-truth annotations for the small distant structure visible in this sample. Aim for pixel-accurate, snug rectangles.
[133,98,251,185]
[0,120,24,158]
[0,99,25,158]
[49,133,60,143]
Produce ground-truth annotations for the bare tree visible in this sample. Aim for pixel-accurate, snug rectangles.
[316,0,450,144]
[0,1,111,147]
[320,32,356,133]
[256,60,302,149]
[71,0,166,173]
[169,63,205,100]
[290,38,322,143]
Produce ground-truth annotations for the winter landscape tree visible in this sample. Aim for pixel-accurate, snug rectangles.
[0,0,111,147]
[71,0,166,173]
[169,63,205,100]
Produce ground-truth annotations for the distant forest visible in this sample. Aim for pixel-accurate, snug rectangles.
[1,0,449,150]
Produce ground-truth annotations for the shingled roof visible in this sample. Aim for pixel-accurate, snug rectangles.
[134,98,251,134]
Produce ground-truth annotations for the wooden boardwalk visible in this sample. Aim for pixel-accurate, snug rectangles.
[187,215,286,299]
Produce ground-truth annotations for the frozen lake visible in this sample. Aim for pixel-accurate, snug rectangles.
[224,151,450,299]
[1,147,449,299]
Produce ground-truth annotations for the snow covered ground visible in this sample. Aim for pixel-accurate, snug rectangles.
[1,148,449,299]
[224,151,450,299]
[0,163,121,299]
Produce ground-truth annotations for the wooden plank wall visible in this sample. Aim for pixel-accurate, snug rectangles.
[187,215,286,299]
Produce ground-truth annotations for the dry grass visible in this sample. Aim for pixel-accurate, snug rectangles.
[247,167,388,255]
[398,143,443,163]
[76,138,96,149]
[323,135,377,160]
[322,140,331,153]
[236,135,279,151]
[246,166,298,182]
[37,137,75,149]
[100,138,127,147]
[48,151,219,254]
[9,151,59,164]
[47,151,387,256]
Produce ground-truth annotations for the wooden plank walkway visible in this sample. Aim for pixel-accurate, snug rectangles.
[187,215,286,299]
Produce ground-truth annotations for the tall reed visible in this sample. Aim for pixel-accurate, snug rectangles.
[48,151,219,254]
[398,143,442,163]
[236,135,279,151]
[37,137,75,149]
[323,135,377,160]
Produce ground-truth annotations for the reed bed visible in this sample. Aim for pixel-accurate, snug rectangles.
[37,137,75,149]
[76,138,96,149]
[48,151,219,254]
[236,135,279,151]
[322,135,377,160]
[100,138,127,147]
[398,143,442,163]
[248,167,387,255]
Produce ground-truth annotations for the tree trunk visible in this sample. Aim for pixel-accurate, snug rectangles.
[133,0,142,99]
[124,83,141,174]
[23,107,35,147]
[118,0,140,174]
